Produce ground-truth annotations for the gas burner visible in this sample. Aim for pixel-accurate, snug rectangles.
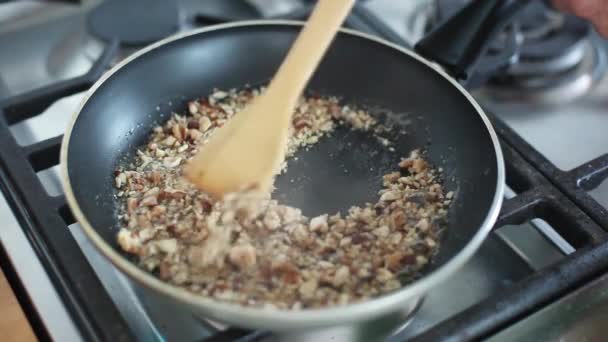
[481,8,607,105]
[478,38,607,104]
[48,0,307,78]
[87,0,179,46]
[48,0,181,78]
[429,0,607,104]
[498,3,591,77]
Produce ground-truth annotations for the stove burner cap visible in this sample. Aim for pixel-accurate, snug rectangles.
[88,0,179,46]
[481,39,607,105]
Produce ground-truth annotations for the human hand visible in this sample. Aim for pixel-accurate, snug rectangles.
[552,0,608,37]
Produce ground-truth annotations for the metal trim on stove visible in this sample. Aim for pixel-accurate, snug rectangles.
[0,3,608,342]
[493,115,608,231]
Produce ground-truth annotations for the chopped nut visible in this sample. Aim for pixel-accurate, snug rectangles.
[411,159,427,173]
[339,237,352,247]
[177,144,188,153]
[384,279,401,291]
[228,244,257,269]
[195,225,231,268]
[372,225,390,238]
[127,198,138,214]
[415,218,430,231]
[155,239,177,254]
[263,211,281,230]
[117,229,141,253]
[351,233,369,245]
[416,255,428,265]
[140,195,158,207]
[199,117,212,132]
[383,172,400,183]
[398,159,412,170]
[389,232,403,245]
[278,206,303,224]
[138,228,155,242]
[188,102,199,115]
[149,171,162,185]
[160,188,186,200]
[187,118,199,129]
[299,279,318,299]
[211,90,228,100]
[136,214,152,228]
[292,224,309,243]
[115,88,449,310]
[385,252,405,271]
[357,268,372,279]
[163,135,176,147]
[391,211,406,229]
[272,261,300,284]
[318,260,334,268]
[172,124,184,142]
[376,268,394,283]
[309,214,328,232]
[380,191,400,202]
[159,261,172,280]
[115,172,127,188]
[187,246,207,268]
[144,187,159,196]
[163,157,182,168]
[333,266,350,287]
[293,117,312,130]
[188,129,203,141]
[151,205,166,217]
[155,148,166,158]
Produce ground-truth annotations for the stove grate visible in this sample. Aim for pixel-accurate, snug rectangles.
[0,41,134,342]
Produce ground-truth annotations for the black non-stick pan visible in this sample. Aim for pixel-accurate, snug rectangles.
[61,0,530,334]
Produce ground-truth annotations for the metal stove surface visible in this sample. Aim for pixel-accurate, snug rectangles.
[0,1,594,341]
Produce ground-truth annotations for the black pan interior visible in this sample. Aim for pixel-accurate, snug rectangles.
[67,24,499,272]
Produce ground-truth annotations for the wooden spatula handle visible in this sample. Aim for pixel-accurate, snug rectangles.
[266,0,356,106]
[185,0,356,197]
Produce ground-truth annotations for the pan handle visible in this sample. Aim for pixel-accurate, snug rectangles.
[414,0,532,80]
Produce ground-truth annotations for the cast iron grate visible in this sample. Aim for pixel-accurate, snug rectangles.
[0,4,608,342]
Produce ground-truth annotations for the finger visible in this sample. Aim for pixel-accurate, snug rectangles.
[551,0,608,38]
[592,20,608,38]
[551,0,574,12]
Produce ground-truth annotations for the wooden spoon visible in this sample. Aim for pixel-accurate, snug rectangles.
[185,0,356,197]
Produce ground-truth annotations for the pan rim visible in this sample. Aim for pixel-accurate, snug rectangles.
[60,20,505,329]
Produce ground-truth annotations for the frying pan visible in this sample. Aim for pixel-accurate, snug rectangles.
[61,0,530,334]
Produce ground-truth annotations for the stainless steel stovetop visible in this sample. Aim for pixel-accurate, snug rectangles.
[1,1,607,341]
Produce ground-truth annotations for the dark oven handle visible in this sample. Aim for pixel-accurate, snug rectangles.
[414,0,533,80]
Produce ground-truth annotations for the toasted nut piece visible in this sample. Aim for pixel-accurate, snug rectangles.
[228,244,257,269]
[199,117,212,132]
[299,279,318,299]
[117,229,141,254]
[309,214,328,232]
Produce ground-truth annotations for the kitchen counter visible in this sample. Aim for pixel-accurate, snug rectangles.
[0,267,37,342]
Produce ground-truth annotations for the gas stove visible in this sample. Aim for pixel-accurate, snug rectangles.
[1,1,608,341]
